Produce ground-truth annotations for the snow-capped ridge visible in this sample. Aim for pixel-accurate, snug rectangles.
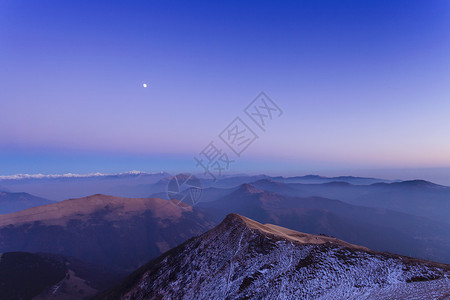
[0,170,167,180]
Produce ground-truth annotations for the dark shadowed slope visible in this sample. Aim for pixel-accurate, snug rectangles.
[0,194,214,271]
[0,252,125,300]
[96,214,450,300]
[199,184,450,264]
[0,192,54,215]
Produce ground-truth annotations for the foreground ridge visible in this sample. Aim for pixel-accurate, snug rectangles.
[97,213,450,300]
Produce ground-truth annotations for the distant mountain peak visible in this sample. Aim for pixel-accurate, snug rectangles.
[322,181,353,186]
[237,183,264,194]
[394,179,440,187]
[0,191,54,215]
[253,178,277,184]
[302,174,324,179]
[371,179,442,188]
[252,178,287,186]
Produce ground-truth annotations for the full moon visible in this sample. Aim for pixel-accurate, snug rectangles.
[142,83,148,88]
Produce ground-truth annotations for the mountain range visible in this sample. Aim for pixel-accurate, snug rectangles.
[0,172,396,201]
[1,182,449,271]
[250,179,450,223]
[1,173,449,299]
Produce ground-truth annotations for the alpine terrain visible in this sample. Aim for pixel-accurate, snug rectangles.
[97,213,450,299]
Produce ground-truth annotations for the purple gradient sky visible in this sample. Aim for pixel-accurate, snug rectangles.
[1,1,449,183]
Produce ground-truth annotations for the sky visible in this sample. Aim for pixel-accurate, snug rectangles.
[1,0,449,183]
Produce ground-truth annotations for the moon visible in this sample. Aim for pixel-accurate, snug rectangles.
[142,83,148,88]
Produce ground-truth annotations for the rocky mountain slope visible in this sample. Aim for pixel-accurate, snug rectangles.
[97,214,450,299]
[0,194,213,271]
